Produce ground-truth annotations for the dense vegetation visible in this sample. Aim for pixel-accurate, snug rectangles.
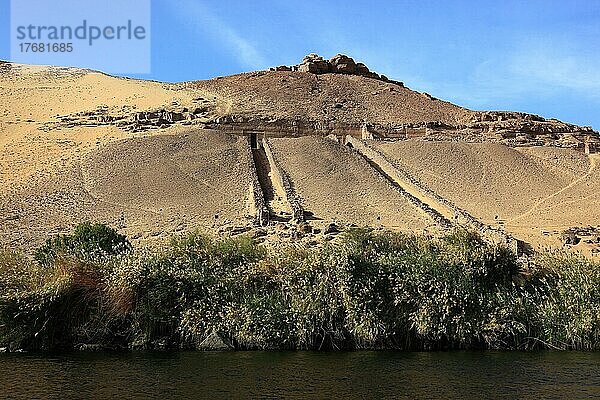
[0,224,598,352]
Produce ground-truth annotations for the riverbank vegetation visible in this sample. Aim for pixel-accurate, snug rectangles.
[1,223,598,352]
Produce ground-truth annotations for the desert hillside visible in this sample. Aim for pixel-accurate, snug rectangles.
[0,55,599,256]
[188,69,473,126]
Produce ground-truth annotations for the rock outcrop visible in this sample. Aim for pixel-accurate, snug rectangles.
[298,53,332,74]
[271,53,402,86]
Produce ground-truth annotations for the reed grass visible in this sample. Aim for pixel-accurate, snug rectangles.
[1,224,598,351]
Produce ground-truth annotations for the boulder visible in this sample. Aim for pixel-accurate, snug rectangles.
[298,54,331,74]
[297,222,313,234]
[252,228,268,238]
[196,331,233,351]
[329,54,358,74]
[561,231,580,245]
[355,62,370,75]
[274,53,399,85]
[302,53,323,63]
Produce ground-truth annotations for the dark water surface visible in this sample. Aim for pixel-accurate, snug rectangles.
[0,351,599,399]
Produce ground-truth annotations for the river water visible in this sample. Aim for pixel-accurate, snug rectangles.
[0,351,598,399]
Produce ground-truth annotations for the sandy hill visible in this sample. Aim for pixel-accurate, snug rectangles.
[1,56,599,256]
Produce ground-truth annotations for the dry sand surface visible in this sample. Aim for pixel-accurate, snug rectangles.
[268,136,436,232]
[0,63,217,189]
[0,130,255,248]
[373,140,599,253]
[83,130,255,225]
[506,153,600,253]
[0,64,243,247]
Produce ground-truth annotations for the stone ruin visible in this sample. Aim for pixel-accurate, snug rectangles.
[270,53,404,86]
[45,102,215,133]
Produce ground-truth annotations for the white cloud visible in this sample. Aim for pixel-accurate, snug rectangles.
[509,44,600,93]
[171,0,267,70]
[402,39,600,112]
[467,40,600,101]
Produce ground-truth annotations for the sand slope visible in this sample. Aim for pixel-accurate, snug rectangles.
[0,64,215,189]
[268,136,435,231]
[373,140,598,250]
[0,64,239,246]
[84,130,254,220]
[1,62,599,255]
[191,71,473,126]
[0,130,255,248]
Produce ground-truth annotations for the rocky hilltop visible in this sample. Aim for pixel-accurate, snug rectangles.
[194,53,597,150]
[271,53,398,84]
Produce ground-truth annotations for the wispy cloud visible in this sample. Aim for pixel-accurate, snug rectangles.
[171,0,267,70]
[468,39,600,102]
[400,38,600,112]
[508,43,600,93]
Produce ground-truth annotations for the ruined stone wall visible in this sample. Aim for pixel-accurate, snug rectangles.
[585,138,600,155]
[345,136,456,221]
[206,117,437,141]
[206,117,365,139]
[270,53,403,86]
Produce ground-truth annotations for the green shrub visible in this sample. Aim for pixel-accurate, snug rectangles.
[0,254,108,351]
[104,232,269,349]
[35,222,131,266]
[270,245,350,349]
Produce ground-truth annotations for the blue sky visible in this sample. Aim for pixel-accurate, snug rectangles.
[1,0,599,129]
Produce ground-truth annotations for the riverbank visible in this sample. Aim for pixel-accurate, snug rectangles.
[1,224,598,352]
